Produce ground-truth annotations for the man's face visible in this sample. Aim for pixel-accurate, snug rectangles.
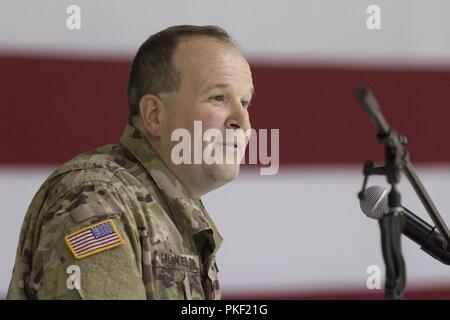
[157,36,254,198]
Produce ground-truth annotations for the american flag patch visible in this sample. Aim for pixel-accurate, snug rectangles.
[64,219,125,260]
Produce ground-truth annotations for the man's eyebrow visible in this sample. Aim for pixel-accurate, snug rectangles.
[202,83,255,96]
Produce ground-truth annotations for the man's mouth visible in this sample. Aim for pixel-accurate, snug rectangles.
[217,141,241,149]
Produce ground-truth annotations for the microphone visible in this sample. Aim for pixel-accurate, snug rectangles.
[355,88,391,137]
[360,185,450,265]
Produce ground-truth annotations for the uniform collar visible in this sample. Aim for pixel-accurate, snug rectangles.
[119,123,223,254]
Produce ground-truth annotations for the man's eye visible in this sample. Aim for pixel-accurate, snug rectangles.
[210,95,225,102]
[241,100,251,109]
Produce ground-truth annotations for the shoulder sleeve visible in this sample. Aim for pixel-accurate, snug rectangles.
[32,180,146,300]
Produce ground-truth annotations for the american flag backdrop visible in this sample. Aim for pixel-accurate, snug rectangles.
[1,0,450,299]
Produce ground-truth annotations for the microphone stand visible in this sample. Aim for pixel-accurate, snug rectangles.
[379,145,405,300]
[355,87,450,300]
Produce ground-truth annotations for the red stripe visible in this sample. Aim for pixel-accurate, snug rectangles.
[76,237,121,255]
[69,231,93,244]
[1,56,449,164]
[74,233,118,252]
[71,234,98,248]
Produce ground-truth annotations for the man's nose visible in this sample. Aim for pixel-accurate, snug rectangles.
[225,99,251,130]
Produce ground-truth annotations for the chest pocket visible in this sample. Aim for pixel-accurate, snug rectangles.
[153,250,204,300]
[203,254,221,300]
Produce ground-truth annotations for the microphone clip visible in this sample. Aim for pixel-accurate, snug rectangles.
[358,160,386,202]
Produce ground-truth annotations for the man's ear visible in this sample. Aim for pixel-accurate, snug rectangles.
[139,94,163,137]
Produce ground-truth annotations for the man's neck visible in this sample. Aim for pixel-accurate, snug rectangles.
[130,116,205,200]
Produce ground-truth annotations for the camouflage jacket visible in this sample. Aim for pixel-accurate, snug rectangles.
[7,123,223,300]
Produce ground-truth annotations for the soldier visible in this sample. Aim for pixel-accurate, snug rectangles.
[7,25,254,299]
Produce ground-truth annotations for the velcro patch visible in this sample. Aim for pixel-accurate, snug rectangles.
[64,219,124,260]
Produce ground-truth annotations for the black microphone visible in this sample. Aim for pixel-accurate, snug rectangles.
[355,87,391,137]
[360,185,450,265]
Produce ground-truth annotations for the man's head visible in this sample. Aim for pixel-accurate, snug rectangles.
[128,25,254,199]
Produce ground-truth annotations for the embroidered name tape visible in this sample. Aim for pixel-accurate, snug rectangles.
[155,250,199,272]
[64,219,124,260]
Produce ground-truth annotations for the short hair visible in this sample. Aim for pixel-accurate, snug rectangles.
[127,25,237,119]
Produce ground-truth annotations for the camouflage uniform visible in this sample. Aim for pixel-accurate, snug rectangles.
[7,124,222,300]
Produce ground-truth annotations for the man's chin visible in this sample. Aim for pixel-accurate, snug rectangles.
[207,163,241,185]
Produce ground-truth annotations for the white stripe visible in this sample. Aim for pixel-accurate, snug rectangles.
[70,234,95,248]
[1,0,450,67]
[2,165,450,293]
[69,229,92,241]
[73,233,117,251]
[76,237,121,255]
[69,231,93,244]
